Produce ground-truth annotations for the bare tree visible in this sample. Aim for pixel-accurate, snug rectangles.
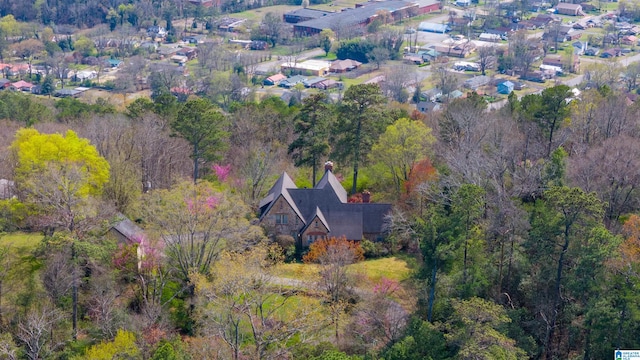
[0,333,18,360]
[509,30,539,79]
[16,304,63,360]
[477,45,496,75]
[431,62,460,101]
[381,65,415,102]
[195,245,326,360]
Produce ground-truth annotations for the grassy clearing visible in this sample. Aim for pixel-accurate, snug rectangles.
[350,256,415,283]
[233,5,300,22]
[0,232,43,250]
[275,256,415,284]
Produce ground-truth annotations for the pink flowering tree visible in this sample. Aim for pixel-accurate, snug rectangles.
[141,181,265,288]
[212,164,231,182]
[348,277,408,350]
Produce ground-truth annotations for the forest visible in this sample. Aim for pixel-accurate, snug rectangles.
[0,81,639,360]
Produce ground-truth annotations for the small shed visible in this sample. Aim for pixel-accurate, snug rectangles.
[497,80,514,94]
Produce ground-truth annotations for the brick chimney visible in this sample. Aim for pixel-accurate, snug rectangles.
[324,161,334,172]
[362,190,371,203]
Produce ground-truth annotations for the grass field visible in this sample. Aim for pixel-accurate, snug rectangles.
[0,232,43,250]
[275,255,416,284]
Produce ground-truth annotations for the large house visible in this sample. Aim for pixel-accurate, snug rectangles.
[259,162,391,247]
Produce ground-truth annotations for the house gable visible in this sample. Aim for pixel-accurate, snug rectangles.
[257,164,391,246]
[300,209,330,247]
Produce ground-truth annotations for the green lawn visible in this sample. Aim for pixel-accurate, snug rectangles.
[233,5,301,21]
[0,232,43,250]
[350,256,415,282]
[275,255,416,284]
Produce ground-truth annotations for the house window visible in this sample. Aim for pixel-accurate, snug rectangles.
[315,221,318,228]
[307,235,315,244]
[275,214,288,224]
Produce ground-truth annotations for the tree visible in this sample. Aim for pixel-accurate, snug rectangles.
[477,45,496,75]
[73,36,97,57]
[171,98,228,182]
[529,186,605,359]
[11,39,44,78]
[369,118,435,195]
[141,181,264,285]
[11,129,110,340]
[367,47,390,70]
[320,29,335,56]
[10,129,110,233]
[261,12,286,47]
[40,76,55,96]
[431,63,460,100]
[509,30,538,79]
[83,330,140,359]
[16,304,63,360]
[289,93,333,186]
[520,85,571,157]
[304,237,363,341]
[381,65,414,103]
[445,298,526,359]
[333,84,388,194]
[195,244,325,360]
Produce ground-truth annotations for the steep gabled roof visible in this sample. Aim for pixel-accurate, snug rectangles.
[300,206,331,235]
[259,172,305,223]
[315,170,347,203]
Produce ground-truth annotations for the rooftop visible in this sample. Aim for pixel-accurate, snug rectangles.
[295,0,414,31]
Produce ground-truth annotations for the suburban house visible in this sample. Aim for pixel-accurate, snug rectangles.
[416,101,442,112]
[264,73,287,86]
[497,80,514,94]
[434,41,476,58]
[555,3,584,16]
[543,54,579,73]
[313,79,342,90]
[279,75,308,88]
[146,26,167,38]
[11,80,34,92]
[258,162,391,247]
[330,59,363,73]
[464,75,491,90]
[0,79,11,89]
[108,214,147,270]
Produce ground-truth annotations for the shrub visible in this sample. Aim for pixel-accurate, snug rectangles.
[303,236,364,264]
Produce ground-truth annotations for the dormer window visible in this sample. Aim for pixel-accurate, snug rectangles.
[315,220,318,228]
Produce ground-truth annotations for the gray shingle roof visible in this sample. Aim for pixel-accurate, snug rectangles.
[112,214,143,242]
[259,169,391,240]
[296,0,413,32]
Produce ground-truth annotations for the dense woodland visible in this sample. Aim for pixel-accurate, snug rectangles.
[0,79,639,360]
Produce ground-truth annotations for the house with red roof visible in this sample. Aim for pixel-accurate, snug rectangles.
[11,80,34,91]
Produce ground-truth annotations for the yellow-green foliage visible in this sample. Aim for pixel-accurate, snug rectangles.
[83,330,140,360]
[276,256,413,283]
[11,128,110,197]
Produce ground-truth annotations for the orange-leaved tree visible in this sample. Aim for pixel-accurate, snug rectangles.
[303,236,364,264]
[304,236,364,342]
